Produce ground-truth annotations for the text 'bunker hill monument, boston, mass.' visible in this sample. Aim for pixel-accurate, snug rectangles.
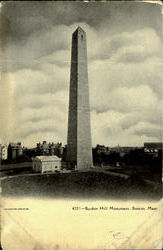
[66,27,93,169]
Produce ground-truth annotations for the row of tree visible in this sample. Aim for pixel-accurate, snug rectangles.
[92,148,162,174]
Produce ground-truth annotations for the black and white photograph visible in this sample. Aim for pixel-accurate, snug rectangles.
[0,1,162,249]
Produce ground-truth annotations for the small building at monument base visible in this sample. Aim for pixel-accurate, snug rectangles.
[32,156,61,173]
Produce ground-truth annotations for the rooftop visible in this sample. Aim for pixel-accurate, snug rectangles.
[34,155,61,161]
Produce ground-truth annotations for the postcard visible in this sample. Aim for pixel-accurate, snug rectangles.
[0,1,162,249]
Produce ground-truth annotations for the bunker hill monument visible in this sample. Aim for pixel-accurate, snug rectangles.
[67,27,93,169]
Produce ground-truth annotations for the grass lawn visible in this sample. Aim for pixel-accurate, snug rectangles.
[1,171,161,200]
[106,165,162,183]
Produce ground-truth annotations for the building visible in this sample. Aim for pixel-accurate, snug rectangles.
[94,144,110,154]
[8,142,23,160]
[36,141,63,157]
[67,27,93,169]
[0,144,8,161]
[32,156,61,173]
[144,142,162,157]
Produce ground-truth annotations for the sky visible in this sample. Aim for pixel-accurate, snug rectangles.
[0,1,162,148]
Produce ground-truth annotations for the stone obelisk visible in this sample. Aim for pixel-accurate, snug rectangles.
[67,27,93,169]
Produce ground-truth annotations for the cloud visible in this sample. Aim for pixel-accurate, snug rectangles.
[4,22,95,72]
[13,100,68,143]
[128,122,161,139]
[91,110,161,147]
[88,27,162,62]
[115,30,162,63]
[89,55,162,106]
[11,64,69,97]
[41,50,70,67]
[91,85,158,113]
[21,91,68,111]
